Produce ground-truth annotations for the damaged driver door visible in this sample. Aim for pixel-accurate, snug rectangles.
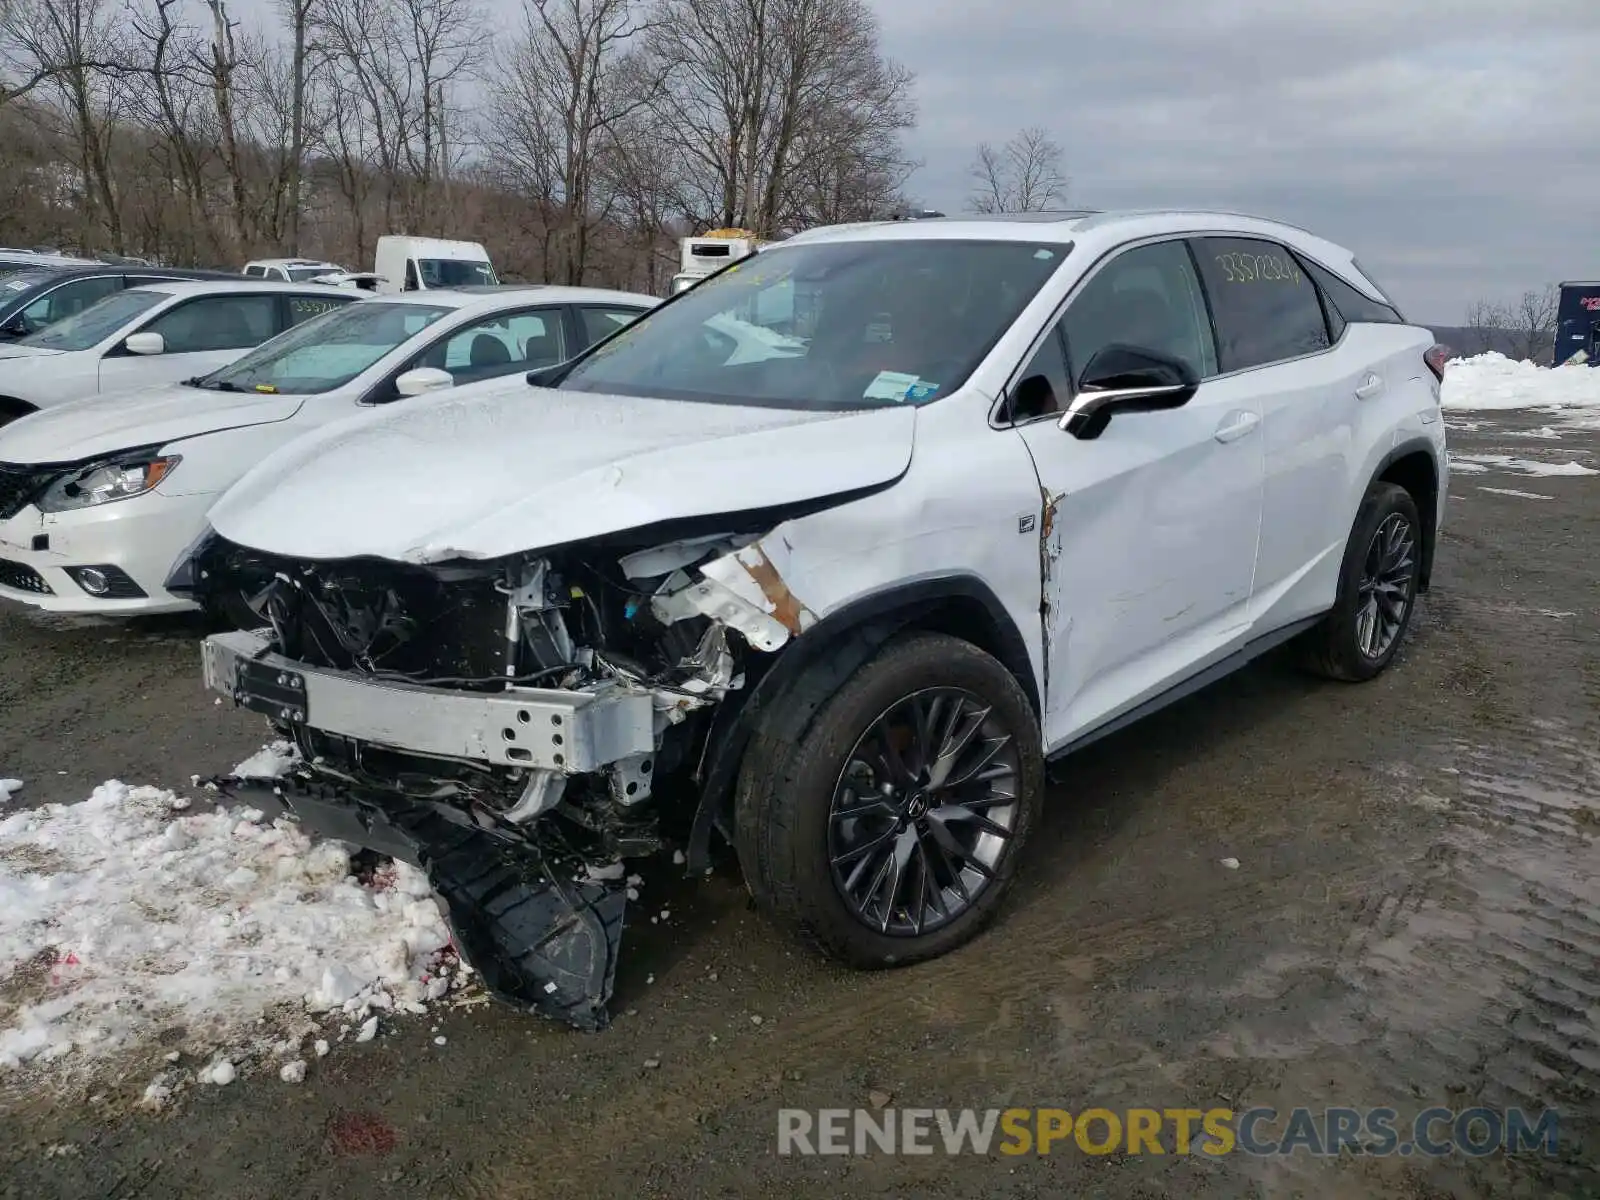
[1008,237,1265,750]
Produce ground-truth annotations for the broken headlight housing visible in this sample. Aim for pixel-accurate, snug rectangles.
[35,452,181,512]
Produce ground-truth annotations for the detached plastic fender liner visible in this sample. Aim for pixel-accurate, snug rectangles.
[684,574,1040,873]
[208,773,627,1031]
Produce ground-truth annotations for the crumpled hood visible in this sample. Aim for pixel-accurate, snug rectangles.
[0,384,304,463]
[208,380,918,563]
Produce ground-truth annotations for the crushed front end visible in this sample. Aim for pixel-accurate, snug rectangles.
[185,528,807,1029]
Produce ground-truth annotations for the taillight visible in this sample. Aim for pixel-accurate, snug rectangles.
[1424,344,1450,383]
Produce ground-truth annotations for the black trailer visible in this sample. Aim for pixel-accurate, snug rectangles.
[1556,281,1600,366]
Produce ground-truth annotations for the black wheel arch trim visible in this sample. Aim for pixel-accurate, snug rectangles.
[1371,436,1440,592]
[683,573,1040,872]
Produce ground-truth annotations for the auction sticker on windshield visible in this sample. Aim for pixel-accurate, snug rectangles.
[864,370,922,401]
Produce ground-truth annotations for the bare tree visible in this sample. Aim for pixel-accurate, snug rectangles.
[966,126,1067,214]
[278,0,318,253]
[311,0,482,232]
[481,0,654,284]
[5,0,127,250]
[1506,285,1558,364]
[1463,298,1503,356]
[642,0,914,236]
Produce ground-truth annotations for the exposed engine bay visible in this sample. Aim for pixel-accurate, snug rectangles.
[182,524,814,1029]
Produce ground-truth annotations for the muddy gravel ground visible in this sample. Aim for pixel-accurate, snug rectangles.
[1,410,1597,1199]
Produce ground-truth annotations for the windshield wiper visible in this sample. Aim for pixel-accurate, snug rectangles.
[181,376,245,392]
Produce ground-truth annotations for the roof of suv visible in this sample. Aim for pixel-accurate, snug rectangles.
[13,264,239,285]
[780,207,1381,303]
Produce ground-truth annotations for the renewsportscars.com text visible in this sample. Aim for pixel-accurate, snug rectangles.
[776,1106,1560,1158]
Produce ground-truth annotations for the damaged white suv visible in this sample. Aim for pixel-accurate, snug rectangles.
[178,210,1449,1029]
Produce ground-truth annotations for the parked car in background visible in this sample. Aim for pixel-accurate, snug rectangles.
[0,281,356,424]
[0,284,655,617]
[178,210,1448,1029]
[242,258,346,282]
[0,248,99,278]
[0,264,241,344]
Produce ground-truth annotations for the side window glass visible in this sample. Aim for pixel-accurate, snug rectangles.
[419,309,568,379]
[286,293,347,328]
[404,260,420,291]
[1191,237,1329,372]
[145,295,279,353]
[1009,326,1072,421]
[243,266,264,277]
[22,276,121,328]
[1061,240,1218,385]
[577,306,645,348]
[1301,258,1402,327]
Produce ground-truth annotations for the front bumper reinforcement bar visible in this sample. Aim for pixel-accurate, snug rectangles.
[201,629,657,773]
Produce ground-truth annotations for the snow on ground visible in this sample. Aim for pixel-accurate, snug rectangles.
[1477,487,1553,501]
[1443,352,1600,413]
[1449,454,1598,478]
[0,744,471,1096]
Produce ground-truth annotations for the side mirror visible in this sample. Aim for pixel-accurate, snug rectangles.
[123,331,165,356]
[395,366,454,397]
[1059,344,1199,440]
[0,315,29,340]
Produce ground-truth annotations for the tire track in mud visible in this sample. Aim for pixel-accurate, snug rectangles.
[1333,720,1600,1187]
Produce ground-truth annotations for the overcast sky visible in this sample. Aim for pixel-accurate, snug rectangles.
[874,0,1600,322]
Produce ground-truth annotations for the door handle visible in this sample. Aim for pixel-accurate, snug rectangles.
[1355,373,1385,400]
[1214,410,1260,443]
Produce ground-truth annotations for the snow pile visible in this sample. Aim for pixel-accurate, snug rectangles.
[1443,353,1600,412]
[0,779,21,803]
[0,774,459,1076]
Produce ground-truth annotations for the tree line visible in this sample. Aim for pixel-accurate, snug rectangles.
[0,0,923,291]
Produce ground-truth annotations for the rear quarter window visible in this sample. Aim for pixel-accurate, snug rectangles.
[1192,236,1330,372]
[1301,259,1404,327]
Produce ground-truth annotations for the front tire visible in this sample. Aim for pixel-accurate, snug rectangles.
[734,631,1044,968]
[1301,481,1422,681]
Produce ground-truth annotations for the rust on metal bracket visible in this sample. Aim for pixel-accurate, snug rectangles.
[735,545,814,636]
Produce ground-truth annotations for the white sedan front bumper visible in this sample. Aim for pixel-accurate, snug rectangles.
[0,486,213,614]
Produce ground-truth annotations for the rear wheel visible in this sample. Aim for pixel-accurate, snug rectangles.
[734,632,1044,968]
[1301,482,1422,681]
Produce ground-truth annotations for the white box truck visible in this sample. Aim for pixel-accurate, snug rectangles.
[374,236,498,294]
[670,229,772,295]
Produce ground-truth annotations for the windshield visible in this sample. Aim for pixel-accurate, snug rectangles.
[419,258,497,288]
[194,301,453,394]
[19,289,166,351]
[559,239,1069,410]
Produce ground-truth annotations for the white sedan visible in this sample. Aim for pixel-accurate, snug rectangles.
[0,279,358,423]
[0,284,657,617]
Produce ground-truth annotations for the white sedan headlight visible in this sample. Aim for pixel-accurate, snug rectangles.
[36,454,181,512]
